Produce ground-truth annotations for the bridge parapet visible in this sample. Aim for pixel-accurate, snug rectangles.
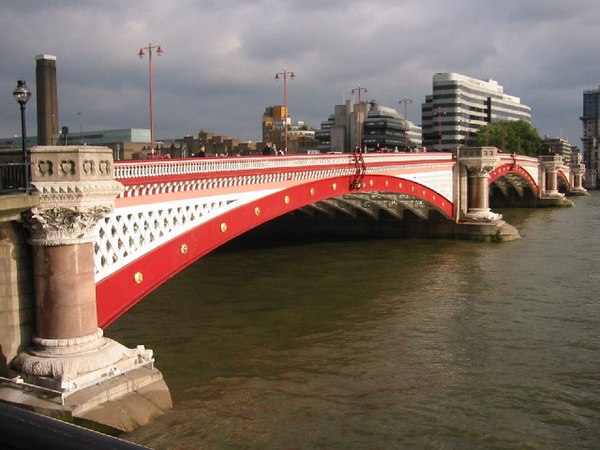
[114,153,454,180]
[113,153,456,201]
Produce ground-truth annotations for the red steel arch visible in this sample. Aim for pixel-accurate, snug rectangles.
[96,174,453,327]
[557,170,572,192]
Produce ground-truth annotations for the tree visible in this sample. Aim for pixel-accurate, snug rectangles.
[472,120,544,156]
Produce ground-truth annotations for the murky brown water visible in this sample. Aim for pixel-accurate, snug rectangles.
[111,193,600,449]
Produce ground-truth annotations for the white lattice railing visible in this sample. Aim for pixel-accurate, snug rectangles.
[113,153,454,180]
[94,189,278,282]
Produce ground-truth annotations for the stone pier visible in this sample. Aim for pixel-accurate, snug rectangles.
[0,146,171,432]
[568,153,588,196]
[456,146,520,242]
[538,155,576,207]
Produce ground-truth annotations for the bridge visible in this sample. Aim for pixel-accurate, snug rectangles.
[0,145,587,432]
[95,148,585,327]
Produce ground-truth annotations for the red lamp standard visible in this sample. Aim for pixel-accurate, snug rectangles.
[138,41,164,157]
[399,97,412,151]
[433,107,446,151]
[352,85,367,152]
[275,68,295,153]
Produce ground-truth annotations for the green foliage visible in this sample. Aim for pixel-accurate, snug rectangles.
[472,120,544,156]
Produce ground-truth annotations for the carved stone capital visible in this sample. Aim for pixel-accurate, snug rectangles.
[458,146,500,176]
[23,146,123,245]
[541,154,563,172]
[23,205,111,245]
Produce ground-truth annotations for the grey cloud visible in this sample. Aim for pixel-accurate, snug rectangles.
[0,0,597,145]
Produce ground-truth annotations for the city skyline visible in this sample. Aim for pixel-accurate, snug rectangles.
[0,1,598,147]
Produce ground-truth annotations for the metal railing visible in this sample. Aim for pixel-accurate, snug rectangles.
[0,162,30,193]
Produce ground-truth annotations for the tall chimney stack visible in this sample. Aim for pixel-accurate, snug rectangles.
[35,54,59,145]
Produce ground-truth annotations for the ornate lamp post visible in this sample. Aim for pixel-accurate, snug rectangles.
[13,80,31,191]
[352,85,367,152]
[399,97,412,151]
[138,41,164,157]
[275,68,295,153]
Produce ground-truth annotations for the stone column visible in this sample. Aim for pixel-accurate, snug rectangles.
[12,146,149,390]
[569,161,587,194]
[540,155,564,197]
[458,147,501,221]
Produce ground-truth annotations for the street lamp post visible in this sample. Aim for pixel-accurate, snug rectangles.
[352,85,367,152]
[13,80,31,192]
[460,120,470,147]
[78,111,83,144]
[433,107,446,151]
[275,68,295,153]
[138,41,164,157]
[399,97,412,151]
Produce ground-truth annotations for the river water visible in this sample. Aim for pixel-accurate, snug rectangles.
[114,192,600,450]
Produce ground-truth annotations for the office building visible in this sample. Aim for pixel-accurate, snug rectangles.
[314,100,371,153]
[0,128,152,161]
[363,102,422,151]
[315,100,421,152]
[261,105,316,153]
[543,136,573,164]
[421,73,531,151]
[581,87,600,189]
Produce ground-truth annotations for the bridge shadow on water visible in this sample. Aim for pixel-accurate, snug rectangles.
[215,208,464,254]
[109,209,495,395]
[113,201,599,449]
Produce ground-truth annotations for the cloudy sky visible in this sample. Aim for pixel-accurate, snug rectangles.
[1,0,598,147]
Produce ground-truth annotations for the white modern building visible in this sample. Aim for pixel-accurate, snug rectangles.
[421,73,532,151]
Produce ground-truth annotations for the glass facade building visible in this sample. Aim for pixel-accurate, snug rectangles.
[363,103,421,151]
[315,101,422,152]
[581,87,600,188]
